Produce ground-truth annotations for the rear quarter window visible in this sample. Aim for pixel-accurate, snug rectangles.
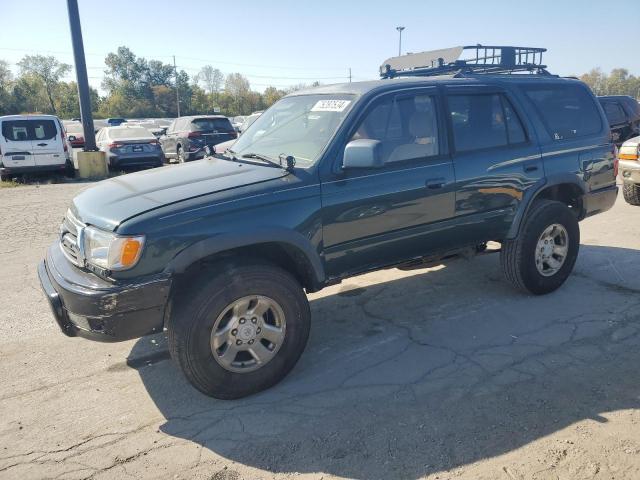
[522,84,602,141]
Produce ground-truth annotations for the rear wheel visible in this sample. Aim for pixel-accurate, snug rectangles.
[623,183,640,206]
[501,200,579,295]
[177,146,186,163]
[168,261,311,399]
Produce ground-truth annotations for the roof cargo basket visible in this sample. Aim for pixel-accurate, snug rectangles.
[380,45,550,79]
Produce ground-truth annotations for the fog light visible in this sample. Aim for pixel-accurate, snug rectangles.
[67,311,91,331]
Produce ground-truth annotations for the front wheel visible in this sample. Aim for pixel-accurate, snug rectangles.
[167,261,311,399]
[501,200,580,295]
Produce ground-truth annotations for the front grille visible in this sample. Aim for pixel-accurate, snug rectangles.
[59,209,84,267]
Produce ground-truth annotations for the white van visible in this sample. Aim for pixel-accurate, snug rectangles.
[0,115,72,180]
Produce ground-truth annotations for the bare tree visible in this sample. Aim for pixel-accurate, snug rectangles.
[197,65,224,99]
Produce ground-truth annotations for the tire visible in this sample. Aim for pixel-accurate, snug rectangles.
[501,200,580,295]
[177,146,186,163]
[623,183,640,206]
[167,261,311,399]
[64,160,75,179]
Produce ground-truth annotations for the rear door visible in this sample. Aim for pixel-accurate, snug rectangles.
[444,86,544,244]
[30,118,66,167]
[0,119,36,168]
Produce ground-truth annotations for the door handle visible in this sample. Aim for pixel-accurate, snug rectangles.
[425,178,446,189]
[523,163,539,173]
[37,143,48,146]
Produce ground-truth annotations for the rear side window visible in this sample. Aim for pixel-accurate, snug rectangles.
[603,102,626,124]
[191,118,234,132]
[522,84,602,140]
[448,93,526,152]
[1,119,58,141]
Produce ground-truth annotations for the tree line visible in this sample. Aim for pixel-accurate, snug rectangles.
[0,47,314,119]
[0,47,638,120]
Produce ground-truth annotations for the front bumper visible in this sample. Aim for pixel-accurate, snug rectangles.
[38,243,171,342]
[620,160,640,184]
[583,184,618,218]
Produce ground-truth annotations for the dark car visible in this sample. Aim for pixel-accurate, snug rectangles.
[160,115,237,162]
[38,46,617,400]
[598,95,640,145]
[105,118,127,127]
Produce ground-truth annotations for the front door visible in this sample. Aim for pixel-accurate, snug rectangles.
[321,89,456,278]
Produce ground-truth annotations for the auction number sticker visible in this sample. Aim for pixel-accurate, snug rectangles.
[311,99,351,112]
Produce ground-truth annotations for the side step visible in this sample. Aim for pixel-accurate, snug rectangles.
[396,242,501,271]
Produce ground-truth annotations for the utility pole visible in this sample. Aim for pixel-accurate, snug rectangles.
[66,0,96,151]
[396,26,405,56]
[173,55,181,117]
[349,68,352,83]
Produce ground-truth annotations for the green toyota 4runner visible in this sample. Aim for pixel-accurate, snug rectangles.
[39,47,618,398]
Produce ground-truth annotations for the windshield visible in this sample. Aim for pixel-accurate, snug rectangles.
[192,118,234,132]
[109,127,154,140]
[232,94,356,167]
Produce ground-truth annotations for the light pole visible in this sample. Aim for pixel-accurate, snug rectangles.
[66,0,96,151]
[396,26,405,56]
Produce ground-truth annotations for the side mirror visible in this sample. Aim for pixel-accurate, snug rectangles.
[342,139,383,169]
[68,135,76,141]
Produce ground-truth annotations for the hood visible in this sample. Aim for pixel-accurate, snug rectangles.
[71,157,288,231]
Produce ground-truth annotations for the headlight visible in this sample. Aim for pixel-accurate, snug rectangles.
[83,226,145,271]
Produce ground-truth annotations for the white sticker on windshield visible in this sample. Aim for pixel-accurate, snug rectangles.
[311,99,351,112]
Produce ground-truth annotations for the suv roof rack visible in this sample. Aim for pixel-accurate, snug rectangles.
[380,45,550,79]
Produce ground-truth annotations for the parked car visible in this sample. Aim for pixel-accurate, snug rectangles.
[95,125,165,169]
[618,135,640,205]
[598,95,640,145]
[105,118,127,127]
[38,46,618,399]
[0,114,73,180]
[238,111,262,134]
[160,115,237,162]
[64,122,85,148]
[231,115,246,132]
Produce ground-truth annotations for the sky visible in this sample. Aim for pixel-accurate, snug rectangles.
[1,0,638,94]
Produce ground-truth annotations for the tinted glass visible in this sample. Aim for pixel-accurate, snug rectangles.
[191,118,234,132]
[449,94,508,152]
[108,127,155,140]
[350,94,439,163]
[1,119,57,141]
[502,97,526,144]
[603,102,626,124]
[523,84,602,140]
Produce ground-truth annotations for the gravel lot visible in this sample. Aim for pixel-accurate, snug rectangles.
[1,181,639,480]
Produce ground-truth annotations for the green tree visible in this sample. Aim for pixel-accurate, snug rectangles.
[17,55,71,114]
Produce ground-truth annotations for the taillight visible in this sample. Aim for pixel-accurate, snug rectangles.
[187,131,202,138]
[613,144,619,177]
[149,140,159,145]
[108,143,123,149]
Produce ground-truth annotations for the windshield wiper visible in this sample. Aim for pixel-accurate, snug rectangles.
[241,152,288,170]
